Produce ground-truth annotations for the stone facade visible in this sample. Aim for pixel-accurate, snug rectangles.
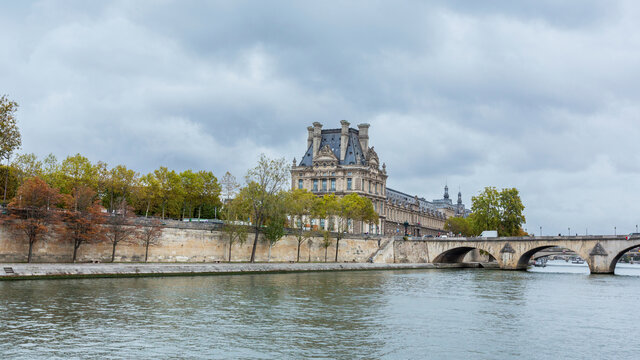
[291,121,470,236]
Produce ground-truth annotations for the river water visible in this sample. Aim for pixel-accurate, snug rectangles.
[1,264,639,359]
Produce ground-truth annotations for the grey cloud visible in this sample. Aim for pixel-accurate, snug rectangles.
[1,0,640,235]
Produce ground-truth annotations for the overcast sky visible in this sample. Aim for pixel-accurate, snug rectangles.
[1,0,639,235]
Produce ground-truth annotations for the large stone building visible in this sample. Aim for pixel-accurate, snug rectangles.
[291,121,469,236]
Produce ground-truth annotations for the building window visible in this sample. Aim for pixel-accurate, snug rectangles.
[322,179,327,191]
[362,179,365,190]
[320,219,325,229]
[368,181,371,193]
[298,179,303,189]
[330,179,336,191]
[313,179,318,191]
[347,178,352,190]
[375,183,378,194]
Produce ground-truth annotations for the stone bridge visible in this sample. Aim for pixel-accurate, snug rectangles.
[393,235,640,274]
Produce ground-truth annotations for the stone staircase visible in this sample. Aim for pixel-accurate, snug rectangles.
[368,238,395,263]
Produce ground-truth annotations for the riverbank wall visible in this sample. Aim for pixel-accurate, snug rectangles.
[0,223,383,264]
[0,262,490,280]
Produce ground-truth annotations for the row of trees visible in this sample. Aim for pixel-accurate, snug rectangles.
[2,153,224,220]
[5,177,163,263]
[444,186,526,237]
[5,154,378,263]
[221,155,379,263]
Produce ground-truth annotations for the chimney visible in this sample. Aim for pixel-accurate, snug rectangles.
[357,123,370,154]
[312,122,323,157]
[307,126,314,150]
[340,120,350,161]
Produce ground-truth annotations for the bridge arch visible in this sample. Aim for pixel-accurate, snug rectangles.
[607,241,640,274]
[516,244,586,271]
[432,246,498,265]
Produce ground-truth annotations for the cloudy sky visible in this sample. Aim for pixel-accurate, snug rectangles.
[2,0,639,235]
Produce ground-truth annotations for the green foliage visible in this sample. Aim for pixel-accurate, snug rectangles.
[470,187,526,236]
[444,216,476,236]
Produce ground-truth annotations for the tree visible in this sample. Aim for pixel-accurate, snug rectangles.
[12,153,43,186]
[286,188,316,262]
[103,200,139,262]
[471,187,526,236]
[263,214,286,262]
[220,171,239,204]
[59,154,97,198]
[105,164,138,214]
[498,188,526,236]
[6,177,60,262]
[0,95,22,202]
[242,154,290,263]
[136,172,160,218]
[195,170,221,219]
[471,187,501,233]
[221,198,249,262]
[444,216,475,237]
[329,193,378,262]
[138,220,164,262]
[60,186,104,262]
[321,230,332,262]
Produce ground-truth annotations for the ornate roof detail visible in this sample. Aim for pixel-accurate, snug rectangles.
[366,146,379,168]
[312,144,339,166]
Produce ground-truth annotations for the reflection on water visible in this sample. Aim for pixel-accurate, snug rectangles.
[528,259,640,276]
[1,268,640,359]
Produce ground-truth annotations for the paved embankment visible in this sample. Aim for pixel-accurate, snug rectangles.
[0,262,493,280]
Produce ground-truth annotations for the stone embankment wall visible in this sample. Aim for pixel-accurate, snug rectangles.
[0,225,382,263]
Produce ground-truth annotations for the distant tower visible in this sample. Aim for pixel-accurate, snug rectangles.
[444,185,449,200]
[457,190,462,205]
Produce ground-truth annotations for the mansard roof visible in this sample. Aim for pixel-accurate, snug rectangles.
[386,187,439,213]
[299,128,366,166]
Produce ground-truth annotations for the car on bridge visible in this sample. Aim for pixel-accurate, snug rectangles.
[626,233,640,240]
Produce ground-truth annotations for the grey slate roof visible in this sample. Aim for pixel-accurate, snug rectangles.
[299,128,366,166]
[386,187,439,213]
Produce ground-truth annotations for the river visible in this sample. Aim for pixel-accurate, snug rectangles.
[1,264,639,359]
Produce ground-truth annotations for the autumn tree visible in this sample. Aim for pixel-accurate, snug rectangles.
[103,200,139,262]
[59,154,97,197]
[195,170,221,219]
[286,188,316,262]
[0,95,22,202]
[60,186,104,262]
[12,153,43,186]
[105,164,138,214]
[7,177,60,262]
[138,219,164,262]
[240,154,290,263]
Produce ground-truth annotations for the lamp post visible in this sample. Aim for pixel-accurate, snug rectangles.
[568,227,571,237]
[614,226,617,236]
[636,224,638,233]
[539,226,542,236]
[403,221,409,237]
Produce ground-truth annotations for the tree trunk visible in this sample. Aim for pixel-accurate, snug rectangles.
[250,229,259,263]
[324,247,327,262]
[145,201,150,218]
[334,238,340,262]
[73,242,79,263]
[111,241,117,262]
[198,206,201,219]
[27,239,34,263]
[297,240,301,262]
[268,244,272,262]
[228,241,232,262]
[3,157,9,202]
[162,203,165,220]
[145,241,150,262]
